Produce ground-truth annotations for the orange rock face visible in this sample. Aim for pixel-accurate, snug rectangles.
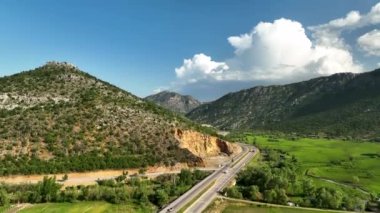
[175,129,240,159]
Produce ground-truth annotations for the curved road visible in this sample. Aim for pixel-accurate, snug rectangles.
[159,144,257,213]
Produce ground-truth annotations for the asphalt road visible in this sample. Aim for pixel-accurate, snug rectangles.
[159,144,257,213]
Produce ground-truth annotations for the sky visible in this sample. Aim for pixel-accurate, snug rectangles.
[0,0,379,101]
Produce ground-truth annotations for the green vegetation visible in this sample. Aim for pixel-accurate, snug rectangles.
[0,169,210,211]
[206,199,343,213]
[188,69,380,139]
[20,201,151,213]
[0,62,217,175]
[223,145,371,211]
[239,134,380,193]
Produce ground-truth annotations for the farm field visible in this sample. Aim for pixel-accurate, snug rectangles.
[205,198,343,213]
[243,134,380,193]
[18,201,155,213]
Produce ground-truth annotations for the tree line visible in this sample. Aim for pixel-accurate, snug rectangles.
[224,148,378,211]
[0,169,209,209]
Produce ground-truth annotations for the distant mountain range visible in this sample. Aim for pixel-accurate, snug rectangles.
[0,62,236,175]
[145,91,201,114]
[187,69,380,139]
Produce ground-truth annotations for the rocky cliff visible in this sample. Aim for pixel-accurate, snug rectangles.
[175,129,241,159]
[145,91,202,114]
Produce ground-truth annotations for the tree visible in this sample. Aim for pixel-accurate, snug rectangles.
[138,168,147,175]
[302,179,315,196]
[62,174,68,181]
[115,174,126,183]
[0,189,9,206]
[179,169,193,186]
[247,185,262,201]
[275,188,288,205]
[151,189,169,207]
[264,189,277,203]
[37,176,61,202]
[352,176,360,184]
[225,187,242,199]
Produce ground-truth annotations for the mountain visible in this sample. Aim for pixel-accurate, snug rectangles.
[187,69,380,139]
[0,62,238,175]
[144,91,201,114]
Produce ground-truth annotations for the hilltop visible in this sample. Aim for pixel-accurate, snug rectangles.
[0,62,238,175]
[187,69,380,139]
[144,91,201,114]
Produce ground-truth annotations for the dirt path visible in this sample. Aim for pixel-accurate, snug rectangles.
[0,144,242,187]
[0,156,236,187]
[5,203,32,213]
[307,175,370,195]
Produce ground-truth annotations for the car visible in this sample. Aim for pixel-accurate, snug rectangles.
[167,207,174,212]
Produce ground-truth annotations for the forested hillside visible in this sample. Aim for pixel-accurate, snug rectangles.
[188,69,380,139]
[0,62,210,175]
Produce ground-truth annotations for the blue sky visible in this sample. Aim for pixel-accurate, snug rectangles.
[0,0,379,100]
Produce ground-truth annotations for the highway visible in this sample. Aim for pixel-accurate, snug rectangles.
[159,144,257,213]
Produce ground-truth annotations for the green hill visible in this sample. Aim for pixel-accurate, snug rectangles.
[187,69,380,139]
[0,62,206,175]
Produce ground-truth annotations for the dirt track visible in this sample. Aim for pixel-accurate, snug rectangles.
[0,156,234,187]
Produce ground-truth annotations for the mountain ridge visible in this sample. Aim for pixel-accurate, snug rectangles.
[0,62,236,175]
[144,91,202,114]
[187,69,380,139]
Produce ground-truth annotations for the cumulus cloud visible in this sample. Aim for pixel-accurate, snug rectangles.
[309,2,380,47]
[226,19,314,80]
[174,18,362,87]
[160,3,380,100]
[358,29,380,56]
[175,53,230,83]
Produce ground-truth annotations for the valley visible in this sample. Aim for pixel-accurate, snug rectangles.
[2,1,380,212]
[240,134,380,193]
[188,69,380,139]
[0,64,379,213]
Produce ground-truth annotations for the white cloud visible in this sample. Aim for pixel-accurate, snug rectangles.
[153,86,169,94]
[162,3,380,100]
[309,11,361,48]
[226,18,315,81]
[358,29,380,56]
[309,2,380,48]
[228,33,252,53]
[329,11,361,28]
[175,53,229,83]
[174,18,362,87]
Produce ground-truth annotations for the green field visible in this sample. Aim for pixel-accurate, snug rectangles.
[223,204,335,213]
[18,201,155,213]
[244,134,380,193]
[205,199,342,213]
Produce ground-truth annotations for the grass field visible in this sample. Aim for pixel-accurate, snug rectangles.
[223,204,334,213]
[205,198,342,213]
[19,201,155,213]
[244,134,380,193]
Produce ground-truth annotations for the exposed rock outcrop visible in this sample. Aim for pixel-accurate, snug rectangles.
[175,129,241,159]
[145,91,202,114]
